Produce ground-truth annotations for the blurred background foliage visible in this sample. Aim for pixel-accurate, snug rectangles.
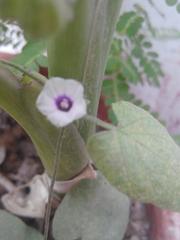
[103,6,163,123]
[165,0,180,12]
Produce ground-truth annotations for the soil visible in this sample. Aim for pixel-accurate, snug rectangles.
[0,110,45,230]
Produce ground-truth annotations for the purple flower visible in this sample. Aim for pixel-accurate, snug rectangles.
[36,77,87,127]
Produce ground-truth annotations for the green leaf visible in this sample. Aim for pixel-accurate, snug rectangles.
[173,135,180,145]
[117,11,144,37]
[12,40,46,67]
[110,39,122,55]
[120,58,140,83]
[53,173,130,240]
[165,0,178,6]
[176,3,180,12]
[147,51,159,58]
[116,11,136,33]
[103,80,134,102]
[132,46,143,58]
[106,56,121,73]
[126,16,144,37]
[0,210,43,240]
[137,34,145,42]
[36,55,48,67]
[143,41,152,48]
[108,108,119,124]
[139,58,161,85]
[87,101,180,211]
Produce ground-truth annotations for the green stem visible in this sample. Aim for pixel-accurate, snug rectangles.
[85,115,115,131]
[0,59,47,85]
[44,128,65,240]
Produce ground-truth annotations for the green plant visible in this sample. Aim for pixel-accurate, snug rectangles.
[103,8,163,122]
[0,1,179,240]
[165,0,180,12]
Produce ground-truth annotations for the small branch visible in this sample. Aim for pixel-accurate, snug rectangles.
[85,115,115,131]
[0,59,47,85]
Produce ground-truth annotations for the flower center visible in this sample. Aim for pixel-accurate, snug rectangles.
[55,95,73,112]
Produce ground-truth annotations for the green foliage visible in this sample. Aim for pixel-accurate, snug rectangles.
[116,11,144,37]
[0,68,89,180]
[87,101,180,211]
[48,0,123,140]
[1,1,180,238]
[12,40,47,71]
[176,3,180,12]
[109,10,163,85]
[104,9,163,123]
[0,210,43,240]
[53,173,130,240]
[166,0,178,6]
[0,0,123,181]
[173,135,180,145]
[165,0,180,13]
[103,74,158,123]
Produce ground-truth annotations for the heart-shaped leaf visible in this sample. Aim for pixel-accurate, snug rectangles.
[53,173,130,240]
[0,210,43,240]
[87,101,180,211]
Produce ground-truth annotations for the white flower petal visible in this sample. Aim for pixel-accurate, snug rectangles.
[47,111,73,127]
[43,77,66,98]
[64,79,84,98]
[36,93,57,115]
[36,77,87,127]
[70,101,87,119]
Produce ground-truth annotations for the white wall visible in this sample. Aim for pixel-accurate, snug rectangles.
[122,1,180,134]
